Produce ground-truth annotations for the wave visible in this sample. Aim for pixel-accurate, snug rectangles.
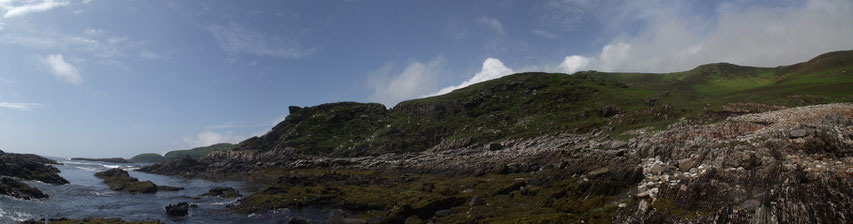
[74,166,99,172]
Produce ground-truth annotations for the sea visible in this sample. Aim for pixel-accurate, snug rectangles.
[0,158,328,224]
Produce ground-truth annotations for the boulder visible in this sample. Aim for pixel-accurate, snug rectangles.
[0,177,48,200]
[487,143,503,151]
[587,167,610,177]
[789,129,809,138]
[165,202,189,217]
[199,187,241,198]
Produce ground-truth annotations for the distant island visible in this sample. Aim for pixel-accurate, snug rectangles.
[70,157,130,163]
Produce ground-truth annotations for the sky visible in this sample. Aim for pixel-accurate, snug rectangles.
[0,0,851,158]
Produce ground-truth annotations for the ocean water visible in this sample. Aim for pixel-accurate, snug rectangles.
[0,159,327,224]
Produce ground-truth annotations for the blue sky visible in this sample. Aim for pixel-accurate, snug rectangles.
[0,0,851,158]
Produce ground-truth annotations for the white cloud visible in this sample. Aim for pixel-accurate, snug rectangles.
[139,50,162,60]
[368,57,445,107]
[430,58,514,96]
[40,54,83,85]
[0,102,40,111]
[557,55,591,74]
[478,16,505,34]
[209,22,316,59]
[183,131,245,148]
[82,0,91,4]
[1,0,70,19]
[578,0,853,73]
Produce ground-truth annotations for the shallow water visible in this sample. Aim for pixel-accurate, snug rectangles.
[0,159,325,223]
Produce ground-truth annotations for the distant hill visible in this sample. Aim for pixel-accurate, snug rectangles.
[128,153,166,163]
[129,143,235,163]
[164,143,235,160]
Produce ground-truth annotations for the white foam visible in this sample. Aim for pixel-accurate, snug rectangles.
[74,166,99,172]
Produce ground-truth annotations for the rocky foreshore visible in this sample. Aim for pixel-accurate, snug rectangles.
[0,150,67,200]
[137,103,853,223]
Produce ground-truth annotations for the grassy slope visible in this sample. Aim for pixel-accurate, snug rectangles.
[163,143,235,160]
[235,50,853,156]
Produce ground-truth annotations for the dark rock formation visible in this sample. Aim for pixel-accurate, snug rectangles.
[0,151,68,185]
[199,187,241,198]
[165,202,189,217]
[23,218,162,224]
[94,168,158,194]
[0,177,47,200]
[70,157,130,163]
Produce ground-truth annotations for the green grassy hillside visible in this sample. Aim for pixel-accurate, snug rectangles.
[233,50,853,156]
[128,153,165,163]
[163,143,235,160]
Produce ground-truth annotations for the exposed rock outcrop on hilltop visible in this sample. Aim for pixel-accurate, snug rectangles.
[0,150,68,185]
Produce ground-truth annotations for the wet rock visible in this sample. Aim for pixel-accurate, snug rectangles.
[157,186,184,191]
[0,177,48,200]
[165,202,189,217]
[380,196,465,223]
[199,187,241,198]
[94,168,158,194]
[491,181,527,196]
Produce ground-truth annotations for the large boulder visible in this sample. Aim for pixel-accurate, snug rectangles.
[165,202,189,217]
[0,177,48,200]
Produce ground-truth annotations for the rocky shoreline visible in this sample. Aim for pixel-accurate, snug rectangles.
[137,103,853,223]
[0,150,67,200]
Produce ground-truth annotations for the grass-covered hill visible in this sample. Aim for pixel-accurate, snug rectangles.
[233,50,853,157]
[129,143,235,163]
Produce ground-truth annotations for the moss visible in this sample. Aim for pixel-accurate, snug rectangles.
[236,168,632,223]
[94,169,158,194]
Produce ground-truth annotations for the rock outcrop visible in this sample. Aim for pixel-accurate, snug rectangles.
[165,202,189,217]
[0,150,68,185]
[199,187,241,198]
[0,177,48,200]
[94,168,180,194]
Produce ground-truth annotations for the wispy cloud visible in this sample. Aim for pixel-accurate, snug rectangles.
[478,16,505,34]
[368,57,445,107]
[1,0,70,19]
[183,131,245,148]
[209,22,317,59]
[531,29,558,39]
[40,54,83,85]
[0,102,40,111]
